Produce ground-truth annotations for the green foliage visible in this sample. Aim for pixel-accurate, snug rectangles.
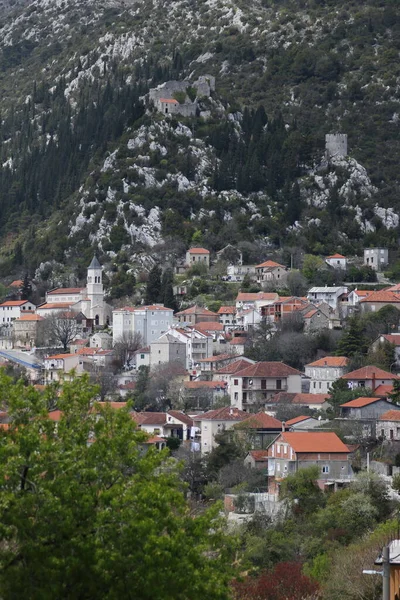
[0,373,235,599]
[280,466,325,515]
[145,264,162,304]
[336,317,368,357]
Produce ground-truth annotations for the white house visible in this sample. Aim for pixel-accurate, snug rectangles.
[307,286,348,310]
[44,353,80,383]
[166,327,213,370]
[325,253,347,270]
[112,305,174,347]
[194,406,248,454]
[305,356,349,394]
[0,300,36,323]
[227,264,256,282]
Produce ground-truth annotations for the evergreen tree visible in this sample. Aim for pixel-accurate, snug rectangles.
[20,273,32,301]
[145,265,162,305]
[161,268,178,312]
[336,317,367,357]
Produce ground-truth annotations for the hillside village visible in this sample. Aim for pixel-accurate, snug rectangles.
[2,236,400,518]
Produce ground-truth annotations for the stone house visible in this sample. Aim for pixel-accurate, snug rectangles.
[364,248,388,271]
[174,305,218,326]
[305,356,349,394]
[325,253,347,270]
[13,314,46,348]
[182,380,228,411]
[90,332,113,349]
[267,432,352,497]
[193,406,248,455]
[265,392,330,413]
[244,450,269,470]
[303,306,330,333]
[255,260,288,286]
[185,247,210,268]
[339,396,399,420]
[341,365,400,392]
[358,289,400,314]
[156,97,197,117]
[230,361,302,411]
[377,410,400,440]
[370,333,400,364]
[149,333,186,367]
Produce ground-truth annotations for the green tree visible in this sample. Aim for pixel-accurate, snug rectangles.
[161,268,178,312]
[389,380,400,405]
[336,317,368,357]
[327,378,374,417]
[145,264,162,305]
[280,465,325,516]
[20,273,32,301]
[0,373,235,599]
[302,255,325,281]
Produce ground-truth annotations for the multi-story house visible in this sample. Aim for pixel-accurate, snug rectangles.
[341,365,400,392]
[174,305,218,326]
[13,314,45,348]
[217,306,237,330]
[185,247,210,268]
[325,253,347,269]
[227,264,256,282]
[235,292,279,311]
[255,260,288,286]
[305,356,349,394]
[149,333,186,367]
[377,410,400,441]
[44,353,80,383]
[230,361,302,411]
[112,305,174,346]
[267,432,352,496]
[0,300,36,324]
[194,406,248,454]
[307,286,348,310]
[166,327,213,370]
[364,247,388,271]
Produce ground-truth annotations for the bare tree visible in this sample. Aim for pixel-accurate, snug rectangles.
[113,332,143,369]
[89,368,118,401]
[45,312,79,351]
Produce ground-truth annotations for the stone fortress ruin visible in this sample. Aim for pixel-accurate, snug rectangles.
[149,75,216,117]
[325,133,348,159]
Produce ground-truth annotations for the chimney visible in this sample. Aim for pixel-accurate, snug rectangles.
[229,407,233,416]
[282,421,285,432]
[372,372,376,392]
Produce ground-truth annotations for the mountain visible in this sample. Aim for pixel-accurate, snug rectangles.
[0,0,399,281]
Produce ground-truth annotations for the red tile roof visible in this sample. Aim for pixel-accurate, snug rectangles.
[340,396,382,408]
[215,358,254,375]
[184,380,227,390]
[379,334,400,346]
[237,411,282,429]
[248,450,269,461]
[95,402,128,410]
[306,356,348,368]
[160,98,178,104]
[285,415,313,426]
[197,406,248,421]
[279,432,349,453]
[256,260,285,269]
[176,305,218,316]
[144,435,166,443]
[218,306,236,314]
[327,253,345,259]
[292,393,330,405]
[360,290,400,304]
[16,314,44,321]
[235,361,302,378]
[0,300,33,307]
[379,410,400,421]
[303,309,318,319]
[374,384,394,397]
[236,292,278,302]
[342,366,400,380]
[37,302,76,310]
[46,353,77,360]
[132,412,168,426]
[9,279,23,287]
[196,354,234,363]
[47,288,84,295]
[187,247,210,254]
[195,321,224,332]
[168,410,194,427]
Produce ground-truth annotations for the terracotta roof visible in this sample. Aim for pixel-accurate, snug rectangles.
[37,302,76,310]
[47,288,84,295]
[352,290,373,297]
[197,406,248,421]
[292,393,329,405]
[168,410,194,427]
[303,309,318,319]
[47,410,63,421]
[378,334,400,346]
[95,402,128,410]
[279,432,349,453]
[342,366,400,381]
[9,279,23,287]
[136,305,173,311]
[46,353,77,360]
[15,314,44,321]
[218,306,236,314]
[256,260,285,269]
[248,450,269,461]
[196,354,234,363]
[327,253,345,259]
[187,247,210,254]
[306,356,348,368]
[132,412,168,426]
[340,396,382,408]
[234,361,302,378]
[215,358,254,375]
[360,290,400,304]
[374,384,394,397]
[0,300,33,307]
[236,411,282,429]
[77,348,97,355]
[285,415,312,426]
[119,382,136,390]
[379,410,400,421]
[236,292,278,302]
[144,435,166,443]
[230,337,246,345]
[176,305,218,316]
[195,321,224,332]
[72,339,88,345]
[184,380,227,390]
[159,98,179,104]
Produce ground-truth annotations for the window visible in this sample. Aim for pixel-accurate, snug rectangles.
[390,430,394,440]
[381,429,385,438]
[234,392,238,400]
[276,379,282,390]
[140,354,145,359]
[234,379,238,386]
[322,466,329,474]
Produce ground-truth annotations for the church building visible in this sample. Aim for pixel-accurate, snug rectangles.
[36,256,112,326]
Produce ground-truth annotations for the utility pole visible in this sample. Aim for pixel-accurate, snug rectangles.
[383,545,390,600]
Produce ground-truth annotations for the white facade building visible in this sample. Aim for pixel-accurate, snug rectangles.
[166,327,213,370]
[0,300,36,323]
[364,248,389,271]
[305,356,349,394]
[325,254,347,270]
[307,286,348,310]
[112,305,174,347]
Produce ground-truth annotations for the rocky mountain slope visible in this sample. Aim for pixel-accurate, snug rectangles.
[0,0,399,278]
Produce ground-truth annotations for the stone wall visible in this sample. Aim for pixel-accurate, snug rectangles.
[326,133,348,159]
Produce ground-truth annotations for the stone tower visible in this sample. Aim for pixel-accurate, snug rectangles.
[86,256,104,325]
[325,134,348,159]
